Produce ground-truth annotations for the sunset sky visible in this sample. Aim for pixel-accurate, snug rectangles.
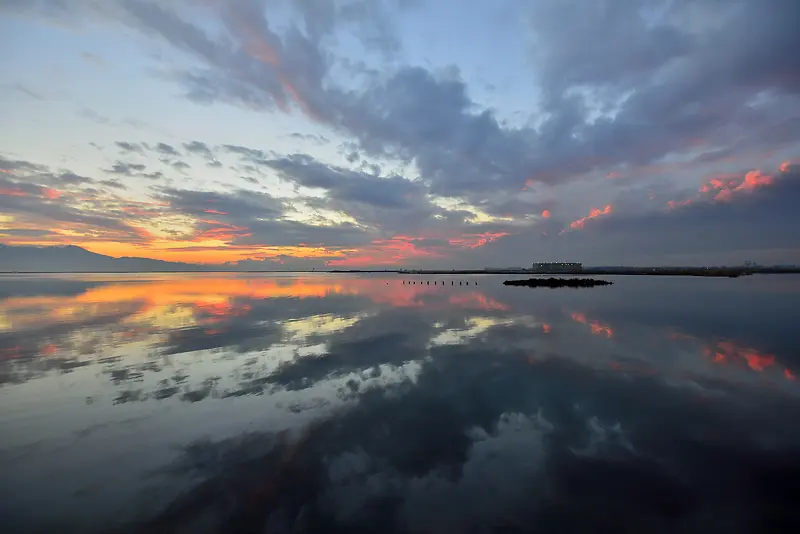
[1,0,799,268]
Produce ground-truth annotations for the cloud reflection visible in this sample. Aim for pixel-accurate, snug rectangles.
[1,274,800,532]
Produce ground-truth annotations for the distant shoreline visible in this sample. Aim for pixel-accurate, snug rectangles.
[1,267,799,276]
[504,277,613,288]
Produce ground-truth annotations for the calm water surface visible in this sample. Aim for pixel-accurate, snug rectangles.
[1,273,799,533]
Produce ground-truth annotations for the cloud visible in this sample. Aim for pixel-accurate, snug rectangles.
[154,185,372,249]
[221,144,269,161]
[0,156,49,175]
[265,154,426,210]
[97,179,127,190]
[105,161,146,175]
[183,140,214,158]
[667,166,785,209]
[115,141,144,154]
[170,160,191,171]
[568,205,613,230]
[0,173,151,244]
[2,0,800,267]
[155,142,180,156]
[53,172,94,186]
[479,164,800,265]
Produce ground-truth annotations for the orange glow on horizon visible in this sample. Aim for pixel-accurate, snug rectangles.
[541,209,551,218]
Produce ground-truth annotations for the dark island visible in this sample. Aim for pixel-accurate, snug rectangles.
[503,277,613,288]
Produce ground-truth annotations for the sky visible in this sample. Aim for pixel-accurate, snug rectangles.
[1,0,799,268]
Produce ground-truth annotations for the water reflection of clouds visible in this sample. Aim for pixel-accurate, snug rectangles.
[2,274,800,532]
[1,274,798,397]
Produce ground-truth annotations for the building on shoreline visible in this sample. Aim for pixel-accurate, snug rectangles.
[531,262,583,272]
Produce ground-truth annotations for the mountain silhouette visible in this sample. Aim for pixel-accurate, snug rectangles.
[0,244,205,272]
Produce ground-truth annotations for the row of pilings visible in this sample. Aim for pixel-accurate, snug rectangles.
[402,280,478,286]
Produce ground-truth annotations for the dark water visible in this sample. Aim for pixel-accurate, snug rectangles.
[1,273,799,533]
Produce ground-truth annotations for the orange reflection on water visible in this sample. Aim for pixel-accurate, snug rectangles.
[0,277,357,333]
[0,346,21,361]
[449,292,510,311]
[571,312,614,338]
[602,326,791,387]
[742,351,775,372]
[677,332,792,380]
[0,276,510,337]
[714,340,776,372]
